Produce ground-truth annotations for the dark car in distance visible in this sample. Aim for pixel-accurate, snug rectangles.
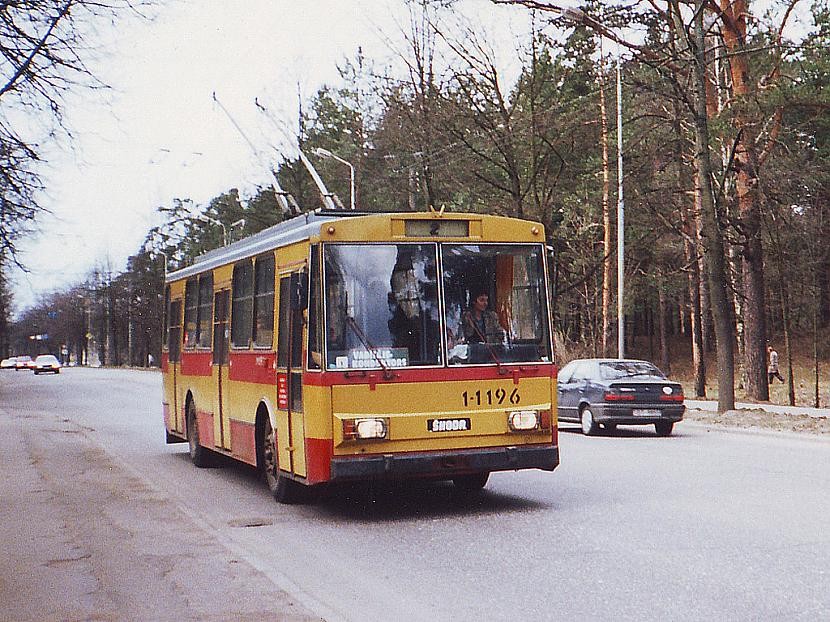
[557,358,685,436]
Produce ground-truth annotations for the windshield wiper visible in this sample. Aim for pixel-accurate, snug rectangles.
[345,316,396,380]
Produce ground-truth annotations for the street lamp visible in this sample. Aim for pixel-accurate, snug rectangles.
[155,250,168,280]
[560,6,626,358]
[198,215,228,246]
[314,147,356,210]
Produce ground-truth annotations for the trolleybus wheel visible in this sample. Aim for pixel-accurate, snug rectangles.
[260,416,304,504]
[186,401,216,468]
[452,472,489,492]
[580,406,600,436]
[654,421,674,436]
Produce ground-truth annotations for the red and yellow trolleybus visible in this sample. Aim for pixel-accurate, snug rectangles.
[162,209,559,502]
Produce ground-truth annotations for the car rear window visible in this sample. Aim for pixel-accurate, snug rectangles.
[599,361,664,380]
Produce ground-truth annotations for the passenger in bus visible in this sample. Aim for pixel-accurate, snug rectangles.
[461,290,506,344]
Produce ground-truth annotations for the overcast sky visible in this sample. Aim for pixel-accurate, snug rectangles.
[8,0,813,314]
[7,0,514,312]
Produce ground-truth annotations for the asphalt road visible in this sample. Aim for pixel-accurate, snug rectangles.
[2,367,829,621]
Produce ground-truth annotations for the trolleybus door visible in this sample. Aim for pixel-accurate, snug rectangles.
[213,289,231,450]
[276,272,305,475]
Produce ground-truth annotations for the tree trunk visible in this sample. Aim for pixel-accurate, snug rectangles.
[814,309,820,408]
[658,281,670,374]
[719,0,769,400]
[691,0,735,412]
[598,61,613,357]
[694,182,714,353]
[683,174,706,397]
[780,281,795,406]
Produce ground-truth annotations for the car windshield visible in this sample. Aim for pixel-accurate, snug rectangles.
[599,361,665,380]
[36,356,57,363]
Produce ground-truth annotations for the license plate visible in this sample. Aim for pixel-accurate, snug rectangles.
[633,409,660,417]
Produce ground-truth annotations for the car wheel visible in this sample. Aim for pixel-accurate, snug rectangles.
[187,401,217,467]
[453,472,490,493]
[580,406,600,436]
[603,423,617,434]
[655,421,674,436]
[259,415,304,504]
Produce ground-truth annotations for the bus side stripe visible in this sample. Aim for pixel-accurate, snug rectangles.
[303,364,554,387]
[180,351,212,376]
[230,419,257,466]
[305,438,333,483]
[196,410,215,447]
[228,351,276,384]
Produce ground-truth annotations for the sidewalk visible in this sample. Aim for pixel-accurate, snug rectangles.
[0,405,321,622]
[686,399,830,419]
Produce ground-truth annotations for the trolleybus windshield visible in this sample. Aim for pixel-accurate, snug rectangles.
[324,243,441,370]
[322,242,551,370]
[442,244,551,365]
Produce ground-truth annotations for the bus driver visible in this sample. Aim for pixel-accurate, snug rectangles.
[461,290,506,344]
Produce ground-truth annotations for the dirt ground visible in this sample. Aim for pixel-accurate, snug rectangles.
[685,407,830,435]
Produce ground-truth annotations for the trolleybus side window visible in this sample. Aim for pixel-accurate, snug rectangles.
[183,278,198,349]
[276,276,291,369]
[441,244,551,365]
[291,271,305,411]
[307,245,322,370]
[253,254,275,348]
[167,299,182,362]
[231,260,253,348]
[196,273,213,348]
[323,243,440,370]
[163,285,169,349]
[212,290,229,365]
[276,272,304,412]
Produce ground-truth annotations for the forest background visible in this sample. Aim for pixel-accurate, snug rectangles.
[2,0,829,412]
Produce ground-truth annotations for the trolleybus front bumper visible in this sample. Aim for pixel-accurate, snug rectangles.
[330,444,559,481]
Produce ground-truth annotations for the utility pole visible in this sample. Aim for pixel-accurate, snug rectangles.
[616,59,625,359]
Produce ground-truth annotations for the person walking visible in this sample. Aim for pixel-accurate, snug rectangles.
[767,345,784,384]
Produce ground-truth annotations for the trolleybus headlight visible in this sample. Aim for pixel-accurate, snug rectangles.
[508,410,540,431]
[343,417,388,440]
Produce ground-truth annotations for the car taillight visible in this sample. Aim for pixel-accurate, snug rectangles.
[604,390,635,401]
[660,386,684,402]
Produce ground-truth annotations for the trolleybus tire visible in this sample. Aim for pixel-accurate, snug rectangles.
[259,415,305,504]
[186,401,217,468]
[654,421,674,436]
[452,472,490,492]
[580,406,600,436]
